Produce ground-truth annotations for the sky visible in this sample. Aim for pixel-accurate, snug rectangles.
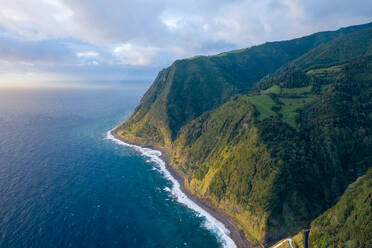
[0,0,371,84]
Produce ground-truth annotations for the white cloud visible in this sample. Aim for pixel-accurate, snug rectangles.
[0,0,370,47]
[281,0,305,20]
[161,15,181,30]
[77,51,99,57]
[113,43,158,66]
[0,0,370,82]
[0,0,76,41]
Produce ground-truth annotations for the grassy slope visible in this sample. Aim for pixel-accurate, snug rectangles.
[275,169,372,248]
[172,96,297,244]
[307,169,372,248]
[116,23,372,148]
[171,55,372,246]
[278,27,372,73]
[116,24,372,246]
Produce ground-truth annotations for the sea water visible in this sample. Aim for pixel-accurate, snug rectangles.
[0,82,230,248]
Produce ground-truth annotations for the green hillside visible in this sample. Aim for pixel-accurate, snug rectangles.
[117,22,372,147]
[307,169,372,248]
[278,27,372,73]
[170,55,372,245]
[115,23,372,246]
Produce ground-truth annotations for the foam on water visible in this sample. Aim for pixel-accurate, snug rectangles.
[106,129,237,248]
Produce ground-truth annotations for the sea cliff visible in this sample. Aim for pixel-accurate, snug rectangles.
[115,23,372,247]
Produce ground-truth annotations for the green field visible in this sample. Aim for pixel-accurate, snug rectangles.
[243,95,277,120]
[281,86,312,95]
[243,89,316,127]
[264,85,281,94]
[265,85,313,95]
[306,64,344,75]
[279,96,315,128]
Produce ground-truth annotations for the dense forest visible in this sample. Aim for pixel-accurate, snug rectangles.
[116,23,372,247]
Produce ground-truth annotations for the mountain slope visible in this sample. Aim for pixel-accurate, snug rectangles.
[276,169,372,248]
[170,54,372,245]
[307,169,372,248]
[257,26,372,90]
[115,23,372,247]
[117,22,372,148]
[278,27,372,73]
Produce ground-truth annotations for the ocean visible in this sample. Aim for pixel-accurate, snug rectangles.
[0,82,229,248]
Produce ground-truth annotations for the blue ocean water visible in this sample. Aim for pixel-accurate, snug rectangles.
[0,83,221,248]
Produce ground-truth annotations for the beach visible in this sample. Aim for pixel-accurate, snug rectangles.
[108,128,251,248]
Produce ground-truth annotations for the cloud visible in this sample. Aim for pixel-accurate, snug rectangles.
[77,51,99,57]
[281,0,305,20]
[0,36,76,64]
[0,0,371,45]
[113,43,159,66]
[0,0,370,83]
[0,0,75,41]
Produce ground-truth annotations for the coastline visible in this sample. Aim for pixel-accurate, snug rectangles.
[108,128,251,248]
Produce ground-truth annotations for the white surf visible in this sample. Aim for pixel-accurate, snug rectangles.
[106,129,237,248]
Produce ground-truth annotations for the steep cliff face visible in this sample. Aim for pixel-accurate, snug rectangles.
[116,23,372,149]
[117,65,177,147]
[168,55,372,245]
[115,23,372,246]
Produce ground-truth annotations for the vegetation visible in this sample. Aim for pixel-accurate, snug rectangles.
[277,26,372,73]
[116,23,372,246]
[307,169,372,248]
[244,95,277,120]
[117,22,372,146]
[278,96,315,128]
